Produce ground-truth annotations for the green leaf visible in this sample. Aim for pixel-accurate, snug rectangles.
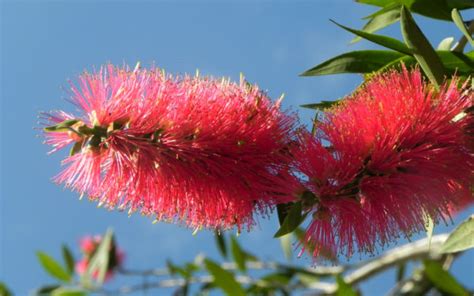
[36,252,72,282]
[51,288,87,296]
[0,282,12,296]
[259,272,292,287]
[279,233,293,261]
[437,37,455,50]
[167,260,185,276]
[204,259,246,296]
[452,9,474,48]
[276,203,293,225]
[44,119,79,132]
[82,229,113,285]
[440,215,474,253]
[300,100,340,111]
[423,260,468,296]
[448,0,474,10]
[61,245,75,275]
[396,263,406,281]
[301,50,404,76]
[423,212,434,249]
[354,7,401,42]
[34,285,62,296]
[69,141,83,156]
[356,0,395,7]
[331,20,412,55]
[375,50,474,75]
[400,5,445,87]
[230,236,246,272]
[356,0,474,19]
[406,0,451,20]
[214,231,227,258]
[336,275,358,296]
[274,202,308,238]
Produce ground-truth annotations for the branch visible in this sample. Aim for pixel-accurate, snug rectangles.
[306,234,449,295]
[93,234,451,295]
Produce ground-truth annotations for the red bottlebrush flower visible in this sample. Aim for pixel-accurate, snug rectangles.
[75,235,124,281]
[295,68,473,259]
[42,64,297,230]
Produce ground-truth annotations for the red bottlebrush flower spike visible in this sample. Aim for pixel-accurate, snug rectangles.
[295,67,474,259]
[42,64,298,230]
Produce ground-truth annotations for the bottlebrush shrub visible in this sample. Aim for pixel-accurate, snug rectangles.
[41,64,298,231]
[76,235,124,281]
[294,68,474,258]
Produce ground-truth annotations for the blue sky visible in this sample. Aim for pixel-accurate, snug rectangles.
[1,1,473,295]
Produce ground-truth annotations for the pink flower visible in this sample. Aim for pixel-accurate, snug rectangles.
[295,68,473,259]
[75,235,125,282]
[79,235,101,254]
[42,64,297,230]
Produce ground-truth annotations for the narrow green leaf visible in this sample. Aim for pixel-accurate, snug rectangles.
[331,20,412,55]
[51,288,87,296]
[214,231,227,258]
[36,252,71,282]
[407,0,451,20]
[279,233,293,261]
[452,9,474,47]
[274,202,308,238]
[34,285,62,296]
[375,50,474,75]
[355,0,395,7]
[427,50,474,74]
[357,0,473,19]
[423,212,434,249]
[396,263,406,282]
[276,203,292,226]
[44,119,79,132]
[437,37,455,50]
[440,215,474,253]
[362,2,400,19]
[423,260,468,296]
[336,275,358,296]
[0,282,12,296]
[300,100,340,111]
[354,8,400,42]
[230,236,246,272]
[259,272,292,286]
[167,260,186,276]
[82,229,113,285]
[301,50,404,76]
[204,259,246,296]
[61,245,75,275]
[448,0,474,10]
[400,5,445,87]
[69,141,83,156]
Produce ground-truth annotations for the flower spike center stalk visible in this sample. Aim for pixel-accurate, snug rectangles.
[44,118,133,151]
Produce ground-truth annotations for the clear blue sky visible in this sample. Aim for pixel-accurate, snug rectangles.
[1,1,473,295]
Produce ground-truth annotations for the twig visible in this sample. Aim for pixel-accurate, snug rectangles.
[91,275,254,295]
[118,260,345,278]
